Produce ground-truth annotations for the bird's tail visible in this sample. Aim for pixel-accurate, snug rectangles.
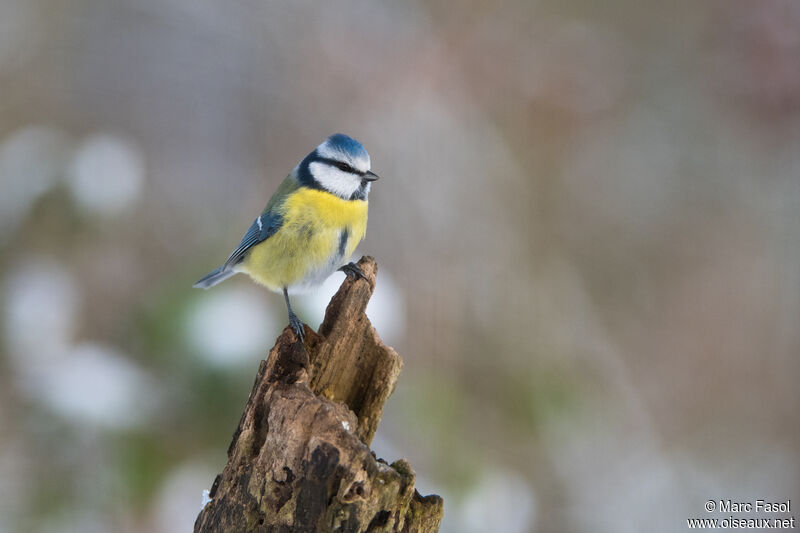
[193,265,236,289]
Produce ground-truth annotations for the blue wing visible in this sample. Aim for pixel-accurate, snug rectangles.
[224,211,283,266]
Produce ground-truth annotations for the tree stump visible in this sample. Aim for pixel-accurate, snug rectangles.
[194,256,443,533]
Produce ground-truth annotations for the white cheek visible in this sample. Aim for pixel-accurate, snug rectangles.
[309,162,361,198]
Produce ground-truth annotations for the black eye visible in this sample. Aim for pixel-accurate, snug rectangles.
[336,162,353,172]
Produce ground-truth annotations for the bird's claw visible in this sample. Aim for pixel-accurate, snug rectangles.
[288,312,305,341]
[338,262,366,281]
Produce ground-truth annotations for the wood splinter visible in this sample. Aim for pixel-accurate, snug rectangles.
[195,256,443,533]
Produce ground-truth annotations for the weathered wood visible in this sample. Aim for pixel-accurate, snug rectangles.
[195,256,443,533]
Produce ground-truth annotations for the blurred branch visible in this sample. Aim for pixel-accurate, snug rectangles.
[194,256,443,533]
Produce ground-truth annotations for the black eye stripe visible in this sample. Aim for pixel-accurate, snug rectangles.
[316,157,364,176]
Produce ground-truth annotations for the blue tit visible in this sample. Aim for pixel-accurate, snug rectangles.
[194,133,379,340]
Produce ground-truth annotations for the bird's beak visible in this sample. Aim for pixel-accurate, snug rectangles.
[363,170,380,181]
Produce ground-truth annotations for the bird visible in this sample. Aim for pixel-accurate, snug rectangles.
[194,133,379,341]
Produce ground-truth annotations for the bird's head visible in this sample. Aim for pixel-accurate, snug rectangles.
[297,133,379,200]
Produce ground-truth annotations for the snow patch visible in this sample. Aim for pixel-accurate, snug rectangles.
[201,489,212,510]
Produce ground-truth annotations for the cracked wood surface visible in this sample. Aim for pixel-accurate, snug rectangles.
[194,256,443,533]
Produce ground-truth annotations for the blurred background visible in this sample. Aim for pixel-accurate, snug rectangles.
[1,0,798,531]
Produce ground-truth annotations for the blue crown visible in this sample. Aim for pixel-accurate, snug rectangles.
[325,133,368,160]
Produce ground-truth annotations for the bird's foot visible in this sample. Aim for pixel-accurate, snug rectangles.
[338,262,366,281]
[288,311,305,341]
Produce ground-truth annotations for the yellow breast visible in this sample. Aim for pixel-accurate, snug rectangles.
[240,188,368,291]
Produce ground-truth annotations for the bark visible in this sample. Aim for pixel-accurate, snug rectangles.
[194,256,443,533]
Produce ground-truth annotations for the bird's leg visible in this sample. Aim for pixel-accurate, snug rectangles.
[283,287,305,341]
[338,262,366,281]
